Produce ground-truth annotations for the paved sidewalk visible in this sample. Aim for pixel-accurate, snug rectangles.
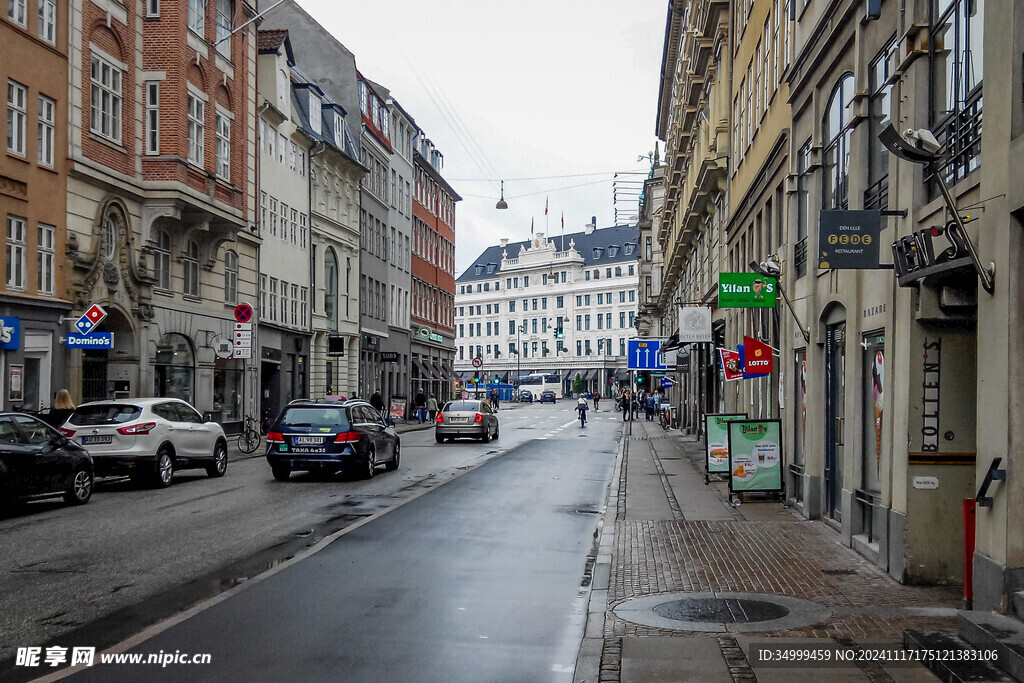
[577,417,961,683]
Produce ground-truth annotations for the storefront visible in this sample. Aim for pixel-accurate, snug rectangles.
[0,297,71,412]
[259,328,309,423]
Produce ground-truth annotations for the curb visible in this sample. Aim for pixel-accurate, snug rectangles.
[575,422,627,683]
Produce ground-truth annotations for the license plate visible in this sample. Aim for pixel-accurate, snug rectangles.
[449,417,467,423]
[290,447,327,454]
[82,435,112,444]
[293,436,323,445]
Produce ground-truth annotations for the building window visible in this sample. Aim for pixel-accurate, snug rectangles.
[36,94,54,167]
[7,0,25,26]
[269,277,278,321]
[154,229,171,289]
[300,287,308,327]
[291,283,298,326]
[823,73,853,211]
[325,248,338,332]
[6,215,26,291]
[223,250,237,303]
[215,0,231,57]
[99,213,116,260]
[216,112,230,180]
[795,139,811,278]
[37,223,54,295]
[145,82,159,154]
[187,92,204,166]
[146,0,160,18]
[309,93,321,135]
[866,37,896,210]
[183,240,200,296]
[89,55,122,144]
[645,236,653,261]
[931,0,984,185]
[188,0,203,33]
[556,296,563,307]
[38,0,55,42]
[269,197,278,237]
[7,80,26,156]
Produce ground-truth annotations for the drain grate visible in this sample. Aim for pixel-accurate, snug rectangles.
[653,598,789,624]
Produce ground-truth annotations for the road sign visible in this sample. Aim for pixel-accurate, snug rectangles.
[661,377,675,388]
[627,339,667,370]
[233,322,252,331]
[74,304,107,335]
[232,347,252,359]
[67,331,114,349]
[609,376,617,384]
[233,330,253,341]
[471,357,483,368]
[234,303,255,323]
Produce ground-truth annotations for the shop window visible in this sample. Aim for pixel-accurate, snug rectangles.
[154,333,194,404]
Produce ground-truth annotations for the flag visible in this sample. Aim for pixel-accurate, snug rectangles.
[561,212,564,230]
[544,197,548,216]
[530,217,534,235]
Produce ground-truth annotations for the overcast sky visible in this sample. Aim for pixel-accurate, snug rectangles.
[296,0,665,276]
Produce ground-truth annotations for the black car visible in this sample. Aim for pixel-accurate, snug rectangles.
[519,390,533,403]
[265,400,400,480]
[0,413,93,507]
[539,390,557,403]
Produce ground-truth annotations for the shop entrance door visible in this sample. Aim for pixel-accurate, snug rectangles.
[82,350,108,403]
[825,323,846,520]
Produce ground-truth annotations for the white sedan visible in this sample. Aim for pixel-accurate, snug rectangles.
[61,398,228,488]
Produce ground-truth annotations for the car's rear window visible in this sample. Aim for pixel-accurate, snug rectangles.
[69,404,142,425]
[277,406,350,430]
[443,401,480,412]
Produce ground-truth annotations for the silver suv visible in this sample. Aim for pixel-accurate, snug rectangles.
[62,398,228,488]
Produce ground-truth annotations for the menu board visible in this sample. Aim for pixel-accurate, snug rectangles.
[727,420,783,493]
[705,413,747,473]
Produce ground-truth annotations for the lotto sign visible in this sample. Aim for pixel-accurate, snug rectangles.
[818,210,881,269]
[740,336,773,378]
[727,420,783,493]
[74,304,107,335]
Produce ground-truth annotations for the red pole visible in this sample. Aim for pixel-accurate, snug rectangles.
[963,498,976,610]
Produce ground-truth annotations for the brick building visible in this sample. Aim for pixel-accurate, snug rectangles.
[0,0,72,411]
[65,0,259,425]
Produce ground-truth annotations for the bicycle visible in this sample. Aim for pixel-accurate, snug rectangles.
[237,415,262,454]
[577,406,587,428]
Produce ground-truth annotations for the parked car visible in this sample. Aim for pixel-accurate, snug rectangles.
[61,398,228,488]
[265,400,400,480]
[0,413,93,507]
[539,390,557,404]
[518,390,533,403]
[435,400,499,443]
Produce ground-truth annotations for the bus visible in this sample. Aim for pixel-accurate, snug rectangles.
[517,373,561,400]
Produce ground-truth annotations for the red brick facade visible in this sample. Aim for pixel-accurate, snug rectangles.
[412,151,458,335]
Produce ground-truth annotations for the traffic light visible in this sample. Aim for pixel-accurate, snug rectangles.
[555,329,564,339]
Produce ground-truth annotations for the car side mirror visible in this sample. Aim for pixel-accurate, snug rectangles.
[202,412,214,423]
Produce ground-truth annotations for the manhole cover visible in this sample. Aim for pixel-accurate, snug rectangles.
[653,597,789,623]
[613,592,832,633]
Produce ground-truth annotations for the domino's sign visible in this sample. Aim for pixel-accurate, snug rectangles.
[0,317,20,349]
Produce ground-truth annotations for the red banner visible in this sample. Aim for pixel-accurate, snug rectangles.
[720,348,743,381]
[742,336,774,376]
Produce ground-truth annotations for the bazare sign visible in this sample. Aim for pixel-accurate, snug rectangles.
[718,273,777,308]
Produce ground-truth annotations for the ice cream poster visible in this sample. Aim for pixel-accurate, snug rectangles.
[705,413,747,473]
[727,420,783,493]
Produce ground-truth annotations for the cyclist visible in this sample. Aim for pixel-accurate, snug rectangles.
[575,396,589,427]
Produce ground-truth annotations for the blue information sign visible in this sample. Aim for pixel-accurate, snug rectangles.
[627,339,667,370]
[661,377,675,388]
[67,332,114,349]
[0,317,19,350]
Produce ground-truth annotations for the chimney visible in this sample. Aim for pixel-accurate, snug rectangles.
[584,217,596,235]
[499,238,509,248]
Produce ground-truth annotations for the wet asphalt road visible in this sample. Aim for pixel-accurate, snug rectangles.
[2,401,623,682]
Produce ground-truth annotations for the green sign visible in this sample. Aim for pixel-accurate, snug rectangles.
[727,420,783,493]
[718,273,778,308]
[705,413,747,473]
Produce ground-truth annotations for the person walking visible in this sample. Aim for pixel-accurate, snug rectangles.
[426,395,439,422]
[370,392,385,420]
[620,390,631,421]
[414,392,427,423]
[645,392,656,421]
[593,393,600,411]
[42,389,75,429]
[489,388,500,411]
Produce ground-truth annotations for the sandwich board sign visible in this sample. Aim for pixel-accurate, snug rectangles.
[705,413,747,474]
[727,419,783,493]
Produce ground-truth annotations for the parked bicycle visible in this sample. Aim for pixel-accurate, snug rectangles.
[237,414,262,454]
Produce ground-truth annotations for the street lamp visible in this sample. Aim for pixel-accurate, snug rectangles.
[515,322,526,393]
[495,180,509,210]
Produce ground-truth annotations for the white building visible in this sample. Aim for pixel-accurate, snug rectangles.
[454,223,639,397]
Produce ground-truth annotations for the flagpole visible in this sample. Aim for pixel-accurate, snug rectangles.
[561,211,565,252]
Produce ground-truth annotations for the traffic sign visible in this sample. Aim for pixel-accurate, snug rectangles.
[627,339,667,370]
[609,376,617,384]
[233,331,253,341]
[74,304,107,335]
[232,347,252,359]
[234,322,252,331]
[233,302,255,323]
[661,377,675,388]
[471,357,483,368]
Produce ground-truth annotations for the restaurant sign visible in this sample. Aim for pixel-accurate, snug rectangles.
[718,273,777,308]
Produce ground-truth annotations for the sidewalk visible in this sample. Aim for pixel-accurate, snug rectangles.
[576,417,961,683]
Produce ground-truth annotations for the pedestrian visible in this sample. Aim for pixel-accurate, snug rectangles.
[42,389,75,429]
[645,393,656,421]
[490,388,500,411]
[414,392,427,423]
[620,390,630,421]
[593,393,600,411]
[426,395,438,421]
[631,393,641,420]
[370,392,385,420]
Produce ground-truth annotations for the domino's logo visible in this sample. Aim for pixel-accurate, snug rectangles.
[75,304,107,336]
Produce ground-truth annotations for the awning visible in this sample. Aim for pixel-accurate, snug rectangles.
[441,363,458,380]
[613,368,629,380]
[581,369,596,381]
[428,362,443,380]
[412,359,428,379]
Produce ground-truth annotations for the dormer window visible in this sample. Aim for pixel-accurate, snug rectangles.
[358,82,368,115]
[309,92,321,135]
[608,245,619,257]
[592,247,604,259]
[474,264,484,275]
[381,108,390,139]
[371,97,380,129]
[485,263,496,274]
[623,243,636,256]
[334,112,344,146]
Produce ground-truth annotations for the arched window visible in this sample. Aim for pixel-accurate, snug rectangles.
[154,333,195,403]
[100,211,118,260]
[223,250,238,303]
[324,248,339,332]
[184,240,200,296]
[823,73,854,210]
[153,229,171,289]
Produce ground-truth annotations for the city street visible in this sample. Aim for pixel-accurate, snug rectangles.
[1,400,622,682]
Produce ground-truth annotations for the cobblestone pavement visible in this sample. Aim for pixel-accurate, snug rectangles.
[586,418,961,683]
